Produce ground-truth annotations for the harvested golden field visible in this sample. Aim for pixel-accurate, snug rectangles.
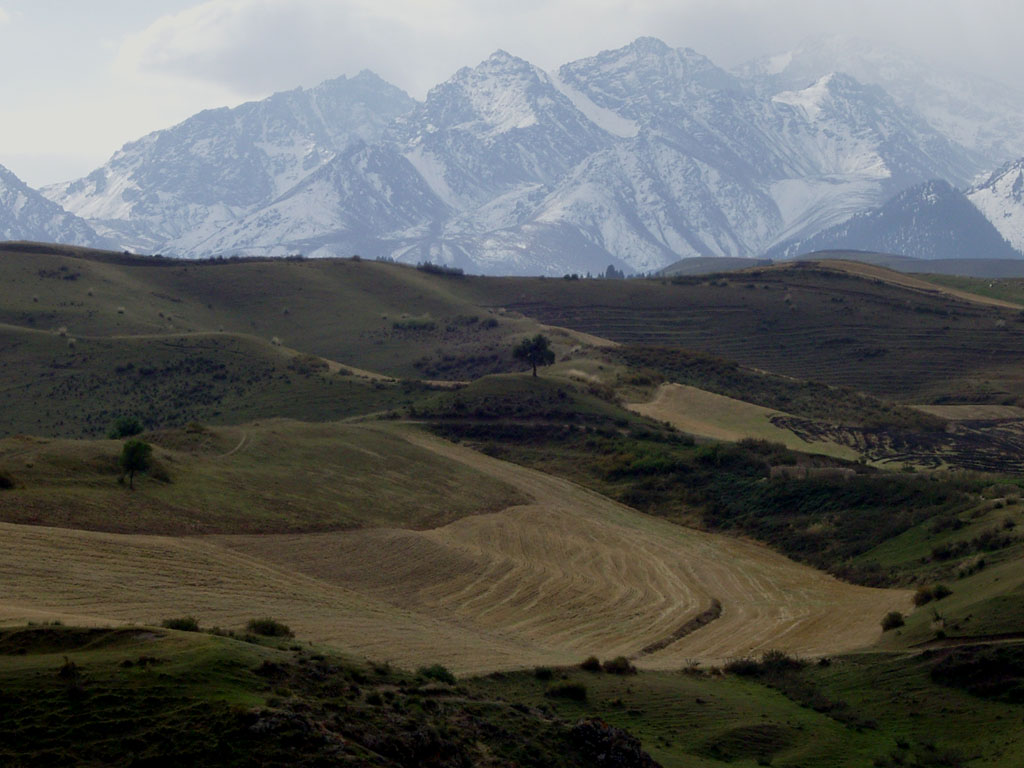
[627,382,860,460]
[0,425,910,674]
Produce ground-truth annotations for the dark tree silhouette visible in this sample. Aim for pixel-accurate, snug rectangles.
[513,334,555,377]
[119,439,152,490]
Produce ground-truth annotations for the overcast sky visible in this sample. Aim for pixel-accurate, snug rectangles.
[1,0,1021,187]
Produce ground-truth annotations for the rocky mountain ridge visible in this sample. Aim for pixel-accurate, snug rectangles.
[9,36,1023,273]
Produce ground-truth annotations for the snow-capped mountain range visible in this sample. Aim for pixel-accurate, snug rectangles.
[5,36,1024,273]
[0,164,112,248]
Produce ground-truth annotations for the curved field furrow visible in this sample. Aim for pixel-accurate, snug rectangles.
[0,426,911,673]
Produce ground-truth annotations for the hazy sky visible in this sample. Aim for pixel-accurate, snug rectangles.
[2,0,1021,187]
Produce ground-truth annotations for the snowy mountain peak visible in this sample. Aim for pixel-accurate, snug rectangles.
[968,157,1024,252]
[0,163,112,247]
[741,36,1024,168]
[31,37,1018,274]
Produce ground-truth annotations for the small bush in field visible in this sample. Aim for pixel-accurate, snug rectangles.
[882,611,905,631]
[246,618,294,638]
[161,617,200,632]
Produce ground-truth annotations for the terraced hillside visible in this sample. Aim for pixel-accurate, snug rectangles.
[467,260,1024,402]
[0,422,909,674]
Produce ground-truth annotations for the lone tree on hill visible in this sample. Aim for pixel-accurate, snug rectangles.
[119,439,152,490]
[513,334,555,377]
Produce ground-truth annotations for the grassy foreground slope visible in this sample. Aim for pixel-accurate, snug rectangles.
[0,625,624,768]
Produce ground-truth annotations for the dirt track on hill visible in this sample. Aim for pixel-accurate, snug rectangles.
[0,425,911,673]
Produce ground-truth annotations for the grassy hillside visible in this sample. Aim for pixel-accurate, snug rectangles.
[0,625,616,768]
[464,260,1024,403]
[7,244,1024,764]
[0,421,525,534]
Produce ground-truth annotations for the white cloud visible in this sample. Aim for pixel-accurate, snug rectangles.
[0,8,10,25]
[114,0,1024,104]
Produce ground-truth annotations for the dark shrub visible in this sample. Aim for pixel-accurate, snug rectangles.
[0,469,14,490]
[602,656,637,675]
[881,611,905,631]
[759,649,805,673]
[534,666,553,681]
[724,657,763,676]
[246,618,294,638]
[579,656,602,672]
[932,584,953,600]
[914,587,934,606]
[546,682,587,701]
[161,616,199,632]
[416,664,456,685]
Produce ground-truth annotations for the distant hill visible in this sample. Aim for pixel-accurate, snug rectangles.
[658,256,771,276]
[764,179,1022,262]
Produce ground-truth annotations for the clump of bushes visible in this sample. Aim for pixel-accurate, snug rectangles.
[602,656,637,675]
[881,611,905,631]
[913,584,953,606]
[724,650,804,677]
[246,618,294,638]
[416,664,456,685]
[161,616,200,632]
[579,656,602,672]
[533,666,553,681]
[0,469,14,490]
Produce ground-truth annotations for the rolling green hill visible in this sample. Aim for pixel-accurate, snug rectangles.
[6,243,1024,765]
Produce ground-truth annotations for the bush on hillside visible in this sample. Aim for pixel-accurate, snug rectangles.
[417,664,456,685]
[161,617,200,632]
[602,656,637,675]
[0,469,14,490]
[881,611,905,631]
[246,618,294,638]
[579,656,602,672]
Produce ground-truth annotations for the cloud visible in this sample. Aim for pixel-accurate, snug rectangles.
[0,8,10,25]
[116,0,475,98]
[115,0,1024,102]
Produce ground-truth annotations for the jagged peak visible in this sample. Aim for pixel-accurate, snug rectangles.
[973,157,1024,190]
[626,36,671,54]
